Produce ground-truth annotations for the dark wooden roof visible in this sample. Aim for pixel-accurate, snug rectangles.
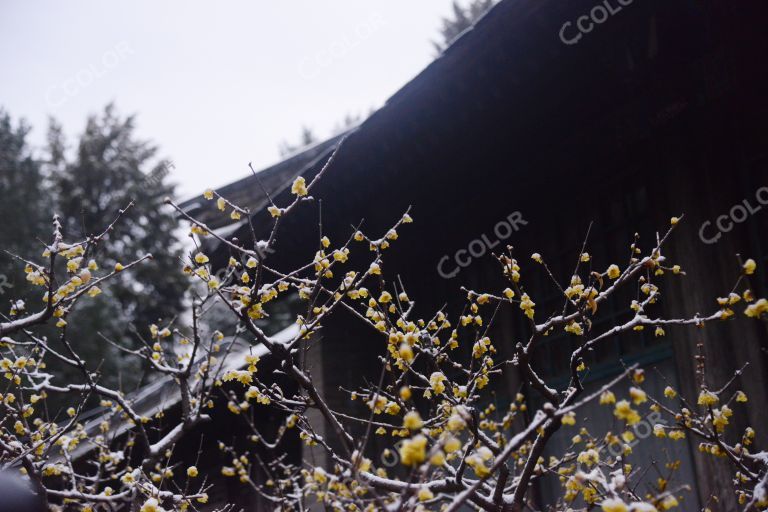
[179,133,346,230]
[180,0,768,316]
[176,0,515,234]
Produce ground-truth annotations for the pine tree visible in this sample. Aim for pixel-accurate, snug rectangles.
[278,125,318,157]
[0,110,48,309]
[434,0,496,53]
[48,104,188,388]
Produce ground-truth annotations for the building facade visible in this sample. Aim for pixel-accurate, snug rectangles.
[178,0,768,508]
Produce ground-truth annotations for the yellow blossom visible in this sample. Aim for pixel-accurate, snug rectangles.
[385,401,401,415]
[291,176,308,196]
[600,391,616,405]
[399,434,427,466]
[66,258,82,273]
[668,430,685,441]
[565,321,583,336]
[222,370,253,386]
[629,387,647,405]
[398,343,414,363]
[447,413,466,432]
[430,450,446,466]
[697,390,718,407]
[140,498,161,512]
[745,298,768,318]
[600,498,628,512]
[417,487,434,501]
[660,495,679,510]
[577,448,599,466]
[429,372,446,395]
[368,395,387,414]
[614,400,641,425]
[520,293,535,319]
[443,434,461,453]
[403,410,423,430]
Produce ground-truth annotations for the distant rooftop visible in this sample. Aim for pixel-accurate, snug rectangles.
[178,0,502,234]
[179,133,348,231]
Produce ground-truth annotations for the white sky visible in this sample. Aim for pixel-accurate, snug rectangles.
[0,1,460,199]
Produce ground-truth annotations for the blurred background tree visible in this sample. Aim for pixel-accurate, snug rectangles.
[0,110,49,309]
[48,104,188,390]
[278,125,318,157]
[1,105,188,394]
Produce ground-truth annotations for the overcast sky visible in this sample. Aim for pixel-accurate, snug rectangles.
[1,1,460,199]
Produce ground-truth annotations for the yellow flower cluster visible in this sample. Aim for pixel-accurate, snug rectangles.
[223,370,253,386]
[403,410,423,430]
[429,372,446,395]
[697,390,718,407]
[465,447,493,477]
[244,386,271,405]
[520,293,535,319]
[745,298,768,318]
[291,176,308,196]
[399,434,427,466]
[613,400,641,425]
